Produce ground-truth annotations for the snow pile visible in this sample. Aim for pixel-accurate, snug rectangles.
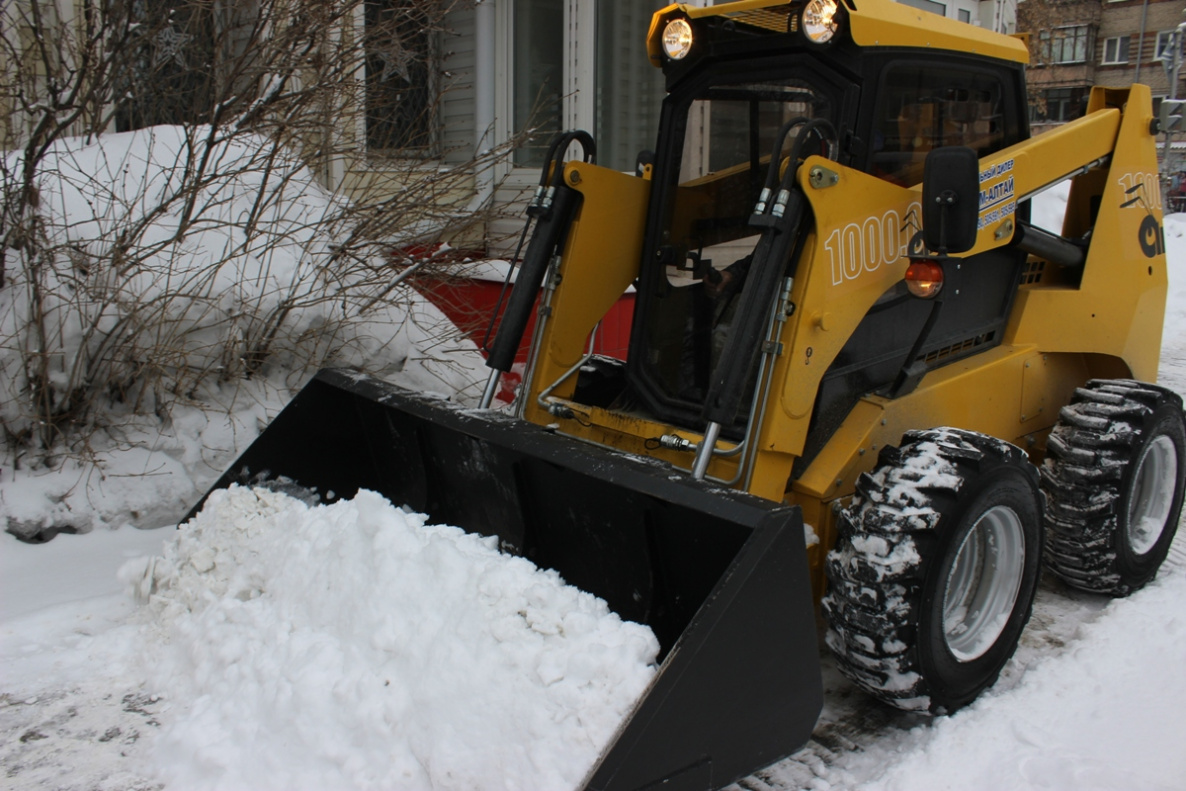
[1,128,333,426]
[1157,212,1186,395]
[0,126,486,460]
[125,486,659,791]
[1,126,486,538]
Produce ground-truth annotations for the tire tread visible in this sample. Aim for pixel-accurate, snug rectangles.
[1041,379,1186,596]
[822,428,1039,713]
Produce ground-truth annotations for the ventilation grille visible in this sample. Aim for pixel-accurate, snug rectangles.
[729,7,793,33]
[1021,259,1045,285]
[921,331,996,366]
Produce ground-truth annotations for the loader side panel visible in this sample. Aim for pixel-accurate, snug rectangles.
[1005,85,1167,381]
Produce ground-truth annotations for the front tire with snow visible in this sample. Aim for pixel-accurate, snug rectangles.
[822,428,1043,714]
[1040,379,1186,596]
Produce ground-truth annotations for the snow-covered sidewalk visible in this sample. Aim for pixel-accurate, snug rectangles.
[4,491,1184,790]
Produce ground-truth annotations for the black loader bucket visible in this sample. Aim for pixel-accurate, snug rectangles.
[187,368,823,790]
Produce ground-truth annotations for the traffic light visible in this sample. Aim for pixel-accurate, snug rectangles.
[1160,99,1186,132]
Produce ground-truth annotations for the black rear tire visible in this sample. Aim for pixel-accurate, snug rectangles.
[1041,379,1186,596]
[823,428,1043,714]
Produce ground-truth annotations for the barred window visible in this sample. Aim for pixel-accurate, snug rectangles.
[116,0,261,131]
[365,0,438,154]
[1030,87,1090,124]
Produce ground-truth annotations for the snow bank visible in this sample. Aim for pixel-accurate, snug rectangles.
[1,126,486,537]
[1158,213,1186,393]
[0,126,486,464]
[0,127,337,425]
[126,486,659,790]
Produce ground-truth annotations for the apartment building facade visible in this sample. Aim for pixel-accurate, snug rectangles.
[1020,0,1186,133]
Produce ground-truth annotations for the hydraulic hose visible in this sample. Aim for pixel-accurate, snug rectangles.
[753,117,809,216]
[701,120,836,428]
[701,191,806,426]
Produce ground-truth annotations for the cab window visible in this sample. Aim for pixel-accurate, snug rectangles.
[869,64,1010,186]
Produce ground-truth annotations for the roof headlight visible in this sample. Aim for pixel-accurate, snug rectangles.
[800,0,841,45]
[662,18,694,60]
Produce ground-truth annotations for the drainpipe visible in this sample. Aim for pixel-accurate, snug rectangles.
[1135,0,1150,84]
[469,0,497,213]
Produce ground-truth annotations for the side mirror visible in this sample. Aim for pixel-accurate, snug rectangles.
[922,146,979,255]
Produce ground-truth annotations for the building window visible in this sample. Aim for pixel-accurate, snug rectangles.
[508,0,666,172]
[1155,30,1184,62]
[1101,36,1130,65]
[1031,87,1090,124]
[595,0,666,172]
[958,9,971,24]
[900,0,947,17]
[1039,26,1092,65]
[512,0,564,167]
[365,0,438,154]
[116,1,259,131]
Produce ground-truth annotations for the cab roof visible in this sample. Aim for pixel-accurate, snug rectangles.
[647,0,1030,68]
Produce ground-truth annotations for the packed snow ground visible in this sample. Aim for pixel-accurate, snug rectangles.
[4,183,1186,789]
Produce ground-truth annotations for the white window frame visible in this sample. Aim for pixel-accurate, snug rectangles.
[494,0,590,176]
[496,0,583,181]
[495,0,707,180]
[1101,35,1129,65]
[1156,30,1184,62]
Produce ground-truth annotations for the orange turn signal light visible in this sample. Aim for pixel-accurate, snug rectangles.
[904,260,944,299]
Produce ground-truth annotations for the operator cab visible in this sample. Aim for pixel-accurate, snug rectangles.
[628,65,848,436]
[571,3,1029,453]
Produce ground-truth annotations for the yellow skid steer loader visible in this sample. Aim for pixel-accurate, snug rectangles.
[190,0,1186,787]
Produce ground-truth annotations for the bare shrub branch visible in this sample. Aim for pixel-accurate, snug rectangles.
[1,0,517,466]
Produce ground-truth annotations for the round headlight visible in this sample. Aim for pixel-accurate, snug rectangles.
[800,0,840,45]
[662,18,694,60]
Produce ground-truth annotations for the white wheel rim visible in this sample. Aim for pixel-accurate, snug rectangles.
[1127,435,1178,556]
[942,505,1025,662]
